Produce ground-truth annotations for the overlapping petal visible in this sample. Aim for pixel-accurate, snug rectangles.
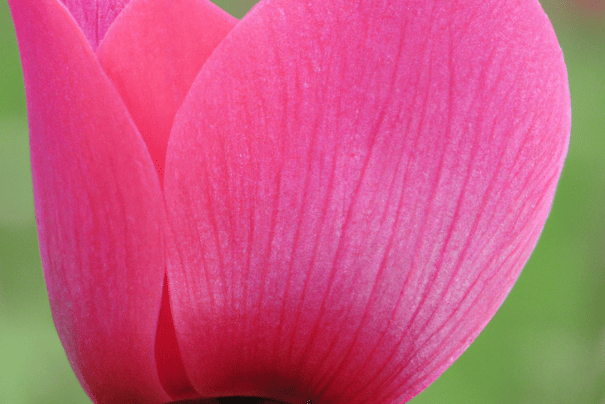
[163,0,570,403]
[9,0,169,402]
[94,0,236,398]
[97,0,237,181]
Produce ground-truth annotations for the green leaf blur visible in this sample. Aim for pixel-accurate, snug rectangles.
[0,1,603,403]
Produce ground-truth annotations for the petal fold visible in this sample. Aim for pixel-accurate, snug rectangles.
[8,0,169,402]
[164,0,570,403]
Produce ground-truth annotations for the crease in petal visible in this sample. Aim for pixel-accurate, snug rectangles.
[164,0,569,403]
[97,0,238,183]
[155,274,199,400]
[8,0,170,402]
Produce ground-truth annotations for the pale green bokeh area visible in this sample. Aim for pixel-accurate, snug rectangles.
[0,0,603,402]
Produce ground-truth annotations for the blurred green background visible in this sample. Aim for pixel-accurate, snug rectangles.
[1,0,603,403]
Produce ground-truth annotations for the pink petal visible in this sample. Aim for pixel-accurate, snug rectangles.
[59,0,131,51]
[97,0,237,182]
[8,0,170,402]
[164,0,570,403]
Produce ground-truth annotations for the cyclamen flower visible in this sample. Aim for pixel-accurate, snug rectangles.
[8,0,570,403]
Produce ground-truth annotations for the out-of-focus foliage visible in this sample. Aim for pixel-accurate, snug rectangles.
[0,1,602,403]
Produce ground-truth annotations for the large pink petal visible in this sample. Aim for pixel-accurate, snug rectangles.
[8,0,170,402]
[97,0,237,182]
[59,0,131,51]
[164,0,570,403]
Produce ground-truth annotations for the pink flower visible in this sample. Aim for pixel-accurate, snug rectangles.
[8,0,570,403]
